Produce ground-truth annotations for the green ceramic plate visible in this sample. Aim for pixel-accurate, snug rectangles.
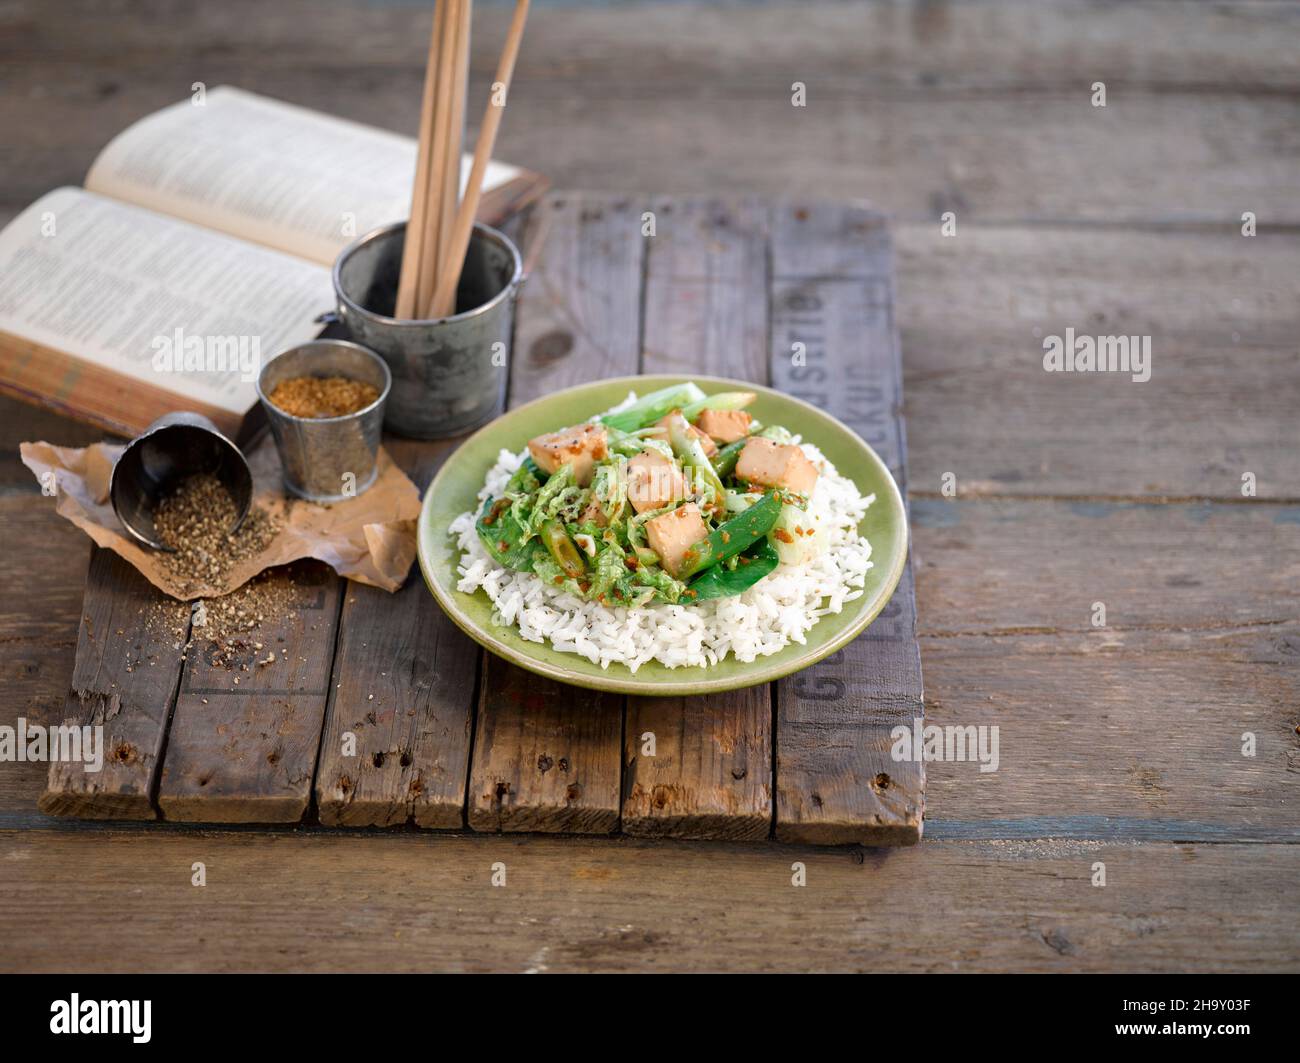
[417,375,908,696]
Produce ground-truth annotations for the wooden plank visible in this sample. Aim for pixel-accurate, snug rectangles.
[898,224,1300,500]
[10,1,1298,96]
[920,623,1300,832]
[155,561,343,823]
[314,439,478,828]
[7,3,1300,230]
[4,829,1299,972]
[623,198,772,839]
[912,496,1300,636]
[38,547,189,819]
[640,198,768,380]
[467,654,622,834]
[622,691,771,841]
[466,193,643,834]
[770,202,925,845]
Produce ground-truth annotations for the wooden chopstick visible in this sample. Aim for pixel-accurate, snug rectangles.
[416,0,461,316]
[429,0,530,318]
[394,2,445,320]
[432,0,472,316]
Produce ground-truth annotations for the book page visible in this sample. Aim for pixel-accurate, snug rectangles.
[0,188,332,415]
[85,86,523,266]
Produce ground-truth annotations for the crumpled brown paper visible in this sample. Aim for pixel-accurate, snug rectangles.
[20,438,422,598]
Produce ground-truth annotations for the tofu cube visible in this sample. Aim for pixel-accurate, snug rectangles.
[627,448,685,513]
[735,437,819,497]
[645,503,710,578]
[695,408,752,444]
[527,423,608,486]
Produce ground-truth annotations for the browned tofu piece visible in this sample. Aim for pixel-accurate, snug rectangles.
[735,437,819,497]
[627,448,685,514]
[695,408,753,444]
[527,422,608,486]
[645,503,710,578]
[647,414,718,457]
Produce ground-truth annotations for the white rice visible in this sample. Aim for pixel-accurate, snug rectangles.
[449,408,874,672]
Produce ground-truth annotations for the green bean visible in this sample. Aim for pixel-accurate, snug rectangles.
[687,539,779,600]
[711,439,747,479]
[540,518,586,579]
[676,491,782,580]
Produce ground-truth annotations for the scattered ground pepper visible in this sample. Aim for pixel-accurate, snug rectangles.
[188,573,299,668]
[151,473,280,596]
[267,375,379,418]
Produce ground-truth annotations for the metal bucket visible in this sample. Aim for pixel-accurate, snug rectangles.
[255,339,391,502]
[109,412,254,550]
[333,221,521,439]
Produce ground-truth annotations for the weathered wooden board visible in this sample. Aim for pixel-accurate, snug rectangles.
[4,829,1299,973]
[314,439,477,829]
[6,3,1300,230]
[468,654,623,834]
[911,496,1300,636]
[622,691,772,841]
[920,624,1300,834]
[897,224,1300,501]
[466,195,643,834]
[769,203,925,844]
[155,561,342,823]
[38,547,188,819]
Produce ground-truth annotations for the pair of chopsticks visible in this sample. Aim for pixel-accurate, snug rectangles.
[395,0,530,321]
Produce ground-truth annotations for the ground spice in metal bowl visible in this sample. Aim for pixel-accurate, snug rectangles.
[152,473,280,597]
[266,375,379,418]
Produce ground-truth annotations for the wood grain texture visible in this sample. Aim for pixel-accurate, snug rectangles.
[468,654,622,834]
[466,193,643,834]
[39,548,188,819]
[315,440,478,828]
[4,3,1300,228]
[622,197,774,838]
[911,497,1300,636]
[641,198,769,381]
[770,202,925,844]
[156,562,342,823]
[511,194,646,400]
[622,691,772,840]
[2,829,1296,973]
[919,624,1300,832]
[898,224,1300,500]
[0,501,89,816]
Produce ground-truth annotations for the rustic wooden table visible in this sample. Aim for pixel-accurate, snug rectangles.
[1,0,1296,972]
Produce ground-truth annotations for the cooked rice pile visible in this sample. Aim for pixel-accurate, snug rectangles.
[450,428,875,672]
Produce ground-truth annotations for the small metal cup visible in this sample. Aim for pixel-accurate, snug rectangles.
[110,412,254,550]
[255,339,391,503]
[333,221,522,439]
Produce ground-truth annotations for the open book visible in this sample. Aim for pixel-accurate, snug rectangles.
[0,87,546,441]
